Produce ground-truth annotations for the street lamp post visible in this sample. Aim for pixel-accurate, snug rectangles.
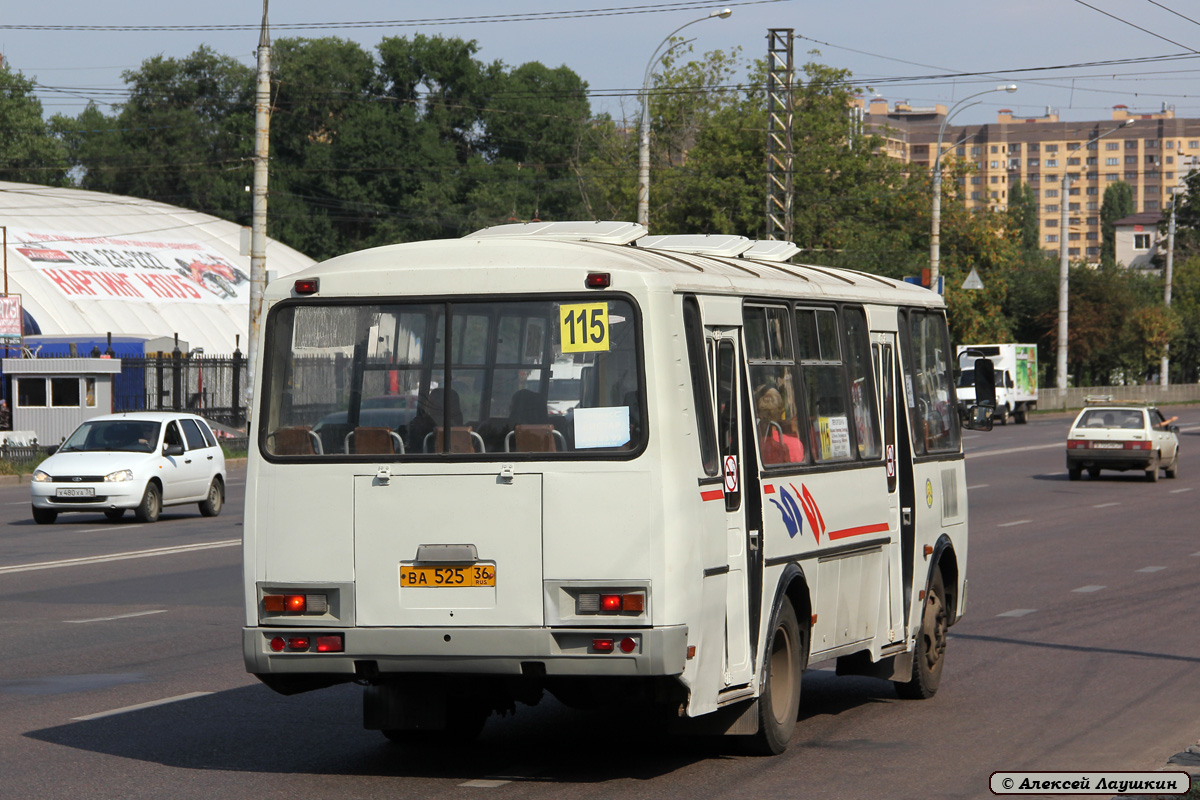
[637,8,731,230]
[930,85,1016,294]
[1057,119,1134,393]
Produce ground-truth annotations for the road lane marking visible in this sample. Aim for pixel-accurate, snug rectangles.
[997,609,1037,617]
[968,442,1061,458]
[459,780,512,788]
[967,484,989,490]
[1170,488,1192,494]
[73,692,213,721]
[998,520,1032,528]
[77,524,146,534]
[1072,585,1106,593]
[1136,566,1167,573]
[65,610,167,624]
[0,539,239,574]
[1093,502,1121,508]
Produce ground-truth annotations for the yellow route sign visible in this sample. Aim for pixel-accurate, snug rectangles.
[559,303,609,353]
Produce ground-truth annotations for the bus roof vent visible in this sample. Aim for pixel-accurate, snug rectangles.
[466,221,647,245]
[638,234,753,258]
[742,240,800,262]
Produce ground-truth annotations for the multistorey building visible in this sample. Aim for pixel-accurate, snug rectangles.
[859,99,1200,262]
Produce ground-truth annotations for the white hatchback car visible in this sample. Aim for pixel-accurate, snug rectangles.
[30,412,227,524]
[1066,404,1180,482]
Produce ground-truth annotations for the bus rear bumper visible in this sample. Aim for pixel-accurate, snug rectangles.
[243,625,689,679]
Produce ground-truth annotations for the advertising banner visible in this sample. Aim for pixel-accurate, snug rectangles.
[8,228,250,306]
[0,295,22,351]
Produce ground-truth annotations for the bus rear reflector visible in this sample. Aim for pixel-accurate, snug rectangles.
[270,637,286,652]
[620,637,637,654]
[316,635,344,653]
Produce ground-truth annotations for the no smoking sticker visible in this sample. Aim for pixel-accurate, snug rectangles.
[724,455,739,493]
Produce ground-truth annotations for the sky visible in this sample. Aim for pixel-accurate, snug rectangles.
[5,0,1200,128]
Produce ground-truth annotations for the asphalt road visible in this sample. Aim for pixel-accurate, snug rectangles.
[1,409,1198,799]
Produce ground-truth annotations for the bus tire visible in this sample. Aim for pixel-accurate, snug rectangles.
[895,570,947,700]
[746,597,803,756]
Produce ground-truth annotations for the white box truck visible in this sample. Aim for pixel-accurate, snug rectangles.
[956,344,1038,424]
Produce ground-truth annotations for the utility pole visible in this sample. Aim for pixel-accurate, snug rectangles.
[246,0,271,424]
[765,28,794,241]
[1161,189,1177,387]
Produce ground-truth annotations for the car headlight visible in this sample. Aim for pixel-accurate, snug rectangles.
[32,469,52,483]
[104,469,134,482]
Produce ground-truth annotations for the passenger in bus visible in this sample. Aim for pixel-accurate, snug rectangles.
[755,386,804,464]
[407,387,464,452]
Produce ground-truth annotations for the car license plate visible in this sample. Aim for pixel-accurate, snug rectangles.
[55,487,95,498]
[400,564,496,587]
[1092,442,1122,449]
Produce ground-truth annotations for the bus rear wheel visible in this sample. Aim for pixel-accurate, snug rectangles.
[745,597,803,756]
[895,570,947,700]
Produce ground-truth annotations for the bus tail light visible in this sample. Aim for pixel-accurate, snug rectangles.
[294,278,319,295]
[577,591,646,615]
[263,593,328,615]
[592,638,614,653]
[268,634,343,653]
[316,635,344,653]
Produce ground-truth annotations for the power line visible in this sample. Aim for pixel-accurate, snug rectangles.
[0,1,790,32]
[1143,0,1200,29]
[1070,0,1200,55]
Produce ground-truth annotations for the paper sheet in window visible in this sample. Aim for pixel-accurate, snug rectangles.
[573,406,630,449]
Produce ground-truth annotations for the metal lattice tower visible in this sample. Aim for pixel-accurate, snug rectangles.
[765,29,795,241]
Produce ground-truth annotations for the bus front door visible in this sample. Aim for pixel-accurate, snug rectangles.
[711,331,761,689]
[873,332,907,643]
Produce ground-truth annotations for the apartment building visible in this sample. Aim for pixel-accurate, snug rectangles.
[861,99,1200,262]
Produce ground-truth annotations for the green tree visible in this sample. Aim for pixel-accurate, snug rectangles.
[1007,180,1040,253]
[1100,181,1134,265]
[0,62,68,185]
[57,46,254,219]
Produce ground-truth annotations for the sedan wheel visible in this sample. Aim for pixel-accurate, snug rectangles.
[32,506,57,525]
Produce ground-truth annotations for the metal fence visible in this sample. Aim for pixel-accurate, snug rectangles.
[111,352,246,428]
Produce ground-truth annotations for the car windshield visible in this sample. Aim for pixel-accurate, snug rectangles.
[1076,409,1144,430]
[60,420,161,453]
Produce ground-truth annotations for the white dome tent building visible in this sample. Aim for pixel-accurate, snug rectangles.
[0,181,314,354]
[0,182,315,436]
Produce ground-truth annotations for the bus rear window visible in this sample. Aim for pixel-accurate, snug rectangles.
[260,298,643,459]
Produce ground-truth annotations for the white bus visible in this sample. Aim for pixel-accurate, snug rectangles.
[243,221,991,754]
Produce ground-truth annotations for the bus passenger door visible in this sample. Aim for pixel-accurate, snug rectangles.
[710,331,758,688]
[873,333,906,643]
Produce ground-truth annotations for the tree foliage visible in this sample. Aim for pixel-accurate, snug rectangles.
[0,62,69,185]
[10,39,1187,383]
[1100,181,1134,265]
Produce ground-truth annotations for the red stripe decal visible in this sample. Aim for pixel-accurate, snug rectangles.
[763,484,775,494]
[700,489,724,502]
[827,523,891,540]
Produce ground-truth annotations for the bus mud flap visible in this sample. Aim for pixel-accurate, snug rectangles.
[835,650,913,681]
[671,699,759,736]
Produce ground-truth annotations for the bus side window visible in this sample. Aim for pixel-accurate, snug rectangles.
[683,297,718,476]
[843,307,881,460]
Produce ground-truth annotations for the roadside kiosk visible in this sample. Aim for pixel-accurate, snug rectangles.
[2,357,122,444]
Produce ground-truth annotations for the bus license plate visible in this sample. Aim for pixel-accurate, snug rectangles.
[401,564,496,587]
[55,487,95,498]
